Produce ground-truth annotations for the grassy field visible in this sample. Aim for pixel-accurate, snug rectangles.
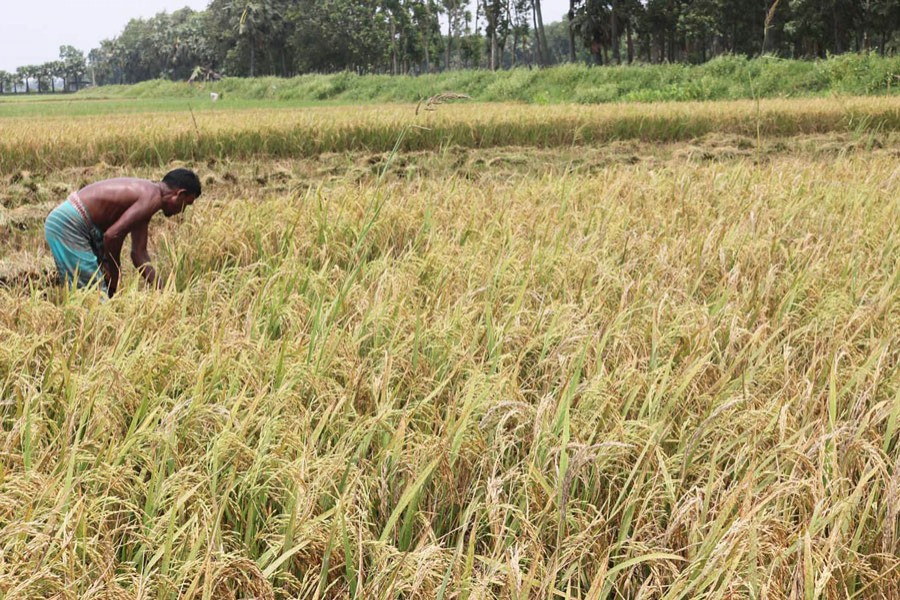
[2,53,898,120]
[71,54,900,104]
[0,96,899,599]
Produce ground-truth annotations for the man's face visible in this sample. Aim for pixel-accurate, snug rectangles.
[162,189,197,217]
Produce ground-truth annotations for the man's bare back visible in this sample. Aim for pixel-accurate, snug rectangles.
[79,178,170,230]
[44,169,201,297]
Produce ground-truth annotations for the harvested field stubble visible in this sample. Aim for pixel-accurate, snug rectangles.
[0,102,898,599]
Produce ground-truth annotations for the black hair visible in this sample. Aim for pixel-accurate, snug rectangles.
[162,168,202,198]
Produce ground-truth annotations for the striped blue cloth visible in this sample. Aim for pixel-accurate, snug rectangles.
[44,196,107,292]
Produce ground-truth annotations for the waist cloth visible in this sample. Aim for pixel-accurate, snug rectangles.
[44,193,107,291]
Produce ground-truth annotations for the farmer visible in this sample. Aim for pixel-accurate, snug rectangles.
[44,168,201,297]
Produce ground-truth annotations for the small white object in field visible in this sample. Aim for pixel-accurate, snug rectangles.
[210,92,219,102]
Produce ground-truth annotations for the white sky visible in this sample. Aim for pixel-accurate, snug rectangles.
[0,0,209,72]
[539,0,572,23]
[0,0,571,73]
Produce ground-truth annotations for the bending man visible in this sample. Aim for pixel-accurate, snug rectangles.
[44,168,201,297]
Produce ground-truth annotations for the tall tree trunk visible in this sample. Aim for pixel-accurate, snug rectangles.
[534,0,549,66]
[249,35,256,77]
[505,1,514,68]
[858,0,868,53]
[833,2,841,54]
[492,32,499,70]
[532,3,543,66]
[610,0,620,64]
[626,19,634,63]
[762,0,781,55]
[391,19,399,74]
[512,29,518,67]
[568,0,577,61]
[489,2,499,71]
[446,16,452,70]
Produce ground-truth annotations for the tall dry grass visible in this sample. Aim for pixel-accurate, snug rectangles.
[0,143,898,597]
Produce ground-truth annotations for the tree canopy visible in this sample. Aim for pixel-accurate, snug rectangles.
[3,0,899,90]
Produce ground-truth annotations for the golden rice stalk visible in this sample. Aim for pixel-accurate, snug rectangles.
[415,92,472,115]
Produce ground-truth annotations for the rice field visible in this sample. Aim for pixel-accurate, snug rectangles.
[0,96,899,599]
[1,97,899,172]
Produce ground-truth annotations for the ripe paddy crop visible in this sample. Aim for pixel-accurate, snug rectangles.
[0,98,898,599]
[1,96,899,173]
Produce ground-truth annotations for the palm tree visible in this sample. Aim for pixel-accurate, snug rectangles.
[38,63,53,92]
[224,0,280,77]
[51,61,66,92]
[0,70,11,94]
[60,46,87,91]
[16,66,31,93]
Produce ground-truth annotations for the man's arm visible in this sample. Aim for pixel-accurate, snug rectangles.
[103,197,157,296]
[129,221,161,289]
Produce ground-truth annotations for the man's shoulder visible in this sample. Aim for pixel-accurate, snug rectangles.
[85,177,156,196]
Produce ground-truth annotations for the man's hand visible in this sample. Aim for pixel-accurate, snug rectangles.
[136,263,162,289]
[103,255,121,297]
[128,220,160,290]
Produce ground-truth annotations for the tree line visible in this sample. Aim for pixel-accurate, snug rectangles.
[2,0,898,91]
[0,46,88,94]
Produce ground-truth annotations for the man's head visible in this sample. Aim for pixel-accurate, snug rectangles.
[161,168,202,217]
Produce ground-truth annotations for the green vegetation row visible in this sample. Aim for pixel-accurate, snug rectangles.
[80,54,900,105]
[3,98,900,174]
